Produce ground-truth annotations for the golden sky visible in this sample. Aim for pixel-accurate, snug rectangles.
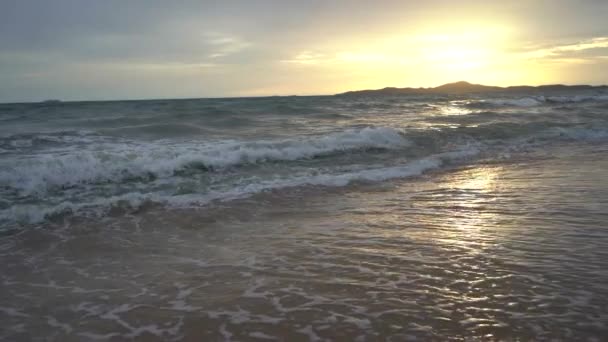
[1,1,607,101]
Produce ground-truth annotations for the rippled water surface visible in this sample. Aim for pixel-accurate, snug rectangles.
[2,143,607,340]
[1,92,608,340]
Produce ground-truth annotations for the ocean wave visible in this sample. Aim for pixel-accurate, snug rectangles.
[99,123,211,137]
[0,130,101,148]
[405,120,608,152]
[467,97,546,108]
[0,148,477,225]
[2,123,608,227]
[3,123,605,199]
[546,94,608,103]
[0,127,410,196]
[465,94,608,108]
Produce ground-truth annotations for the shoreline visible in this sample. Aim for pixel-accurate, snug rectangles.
[2,142,607,340]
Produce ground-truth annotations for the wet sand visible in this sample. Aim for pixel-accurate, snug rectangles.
[1,143,608,341]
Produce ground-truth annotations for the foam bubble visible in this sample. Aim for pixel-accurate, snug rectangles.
[0,147,478,225]
[480,97,545,108]
[546,94,608,103]
[0,127,410,196]
[467,94,608,108]
[2,123,608,226]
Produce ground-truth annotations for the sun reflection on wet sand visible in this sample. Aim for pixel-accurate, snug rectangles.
[435,166,502,252]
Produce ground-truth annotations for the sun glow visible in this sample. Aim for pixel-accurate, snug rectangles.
[397,24,512,83]
[421,43,494,72]
[282,22,535,92]
[271,18,606,96]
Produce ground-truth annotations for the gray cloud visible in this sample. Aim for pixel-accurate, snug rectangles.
[1,0,607,102]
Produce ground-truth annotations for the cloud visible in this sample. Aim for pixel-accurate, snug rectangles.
[282,51,330,65]
[204,33,251,59]
[524,37,608,60]
[285,35,608,69]
[1,1,608,101]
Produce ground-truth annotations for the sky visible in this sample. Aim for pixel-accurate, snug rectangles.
[1,0,607,102]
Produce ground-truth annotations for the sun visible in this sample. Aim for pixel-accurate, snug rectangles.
[283,20,551,92]
[424,46,493,70]
[411,28,506,80]
[318,23,517,90]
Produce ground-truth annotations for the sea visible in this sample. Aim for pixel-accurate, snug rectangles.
[1,90,608,340]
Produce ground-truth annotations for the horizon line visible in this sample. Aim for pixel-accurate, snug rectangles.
[2,80,607,105]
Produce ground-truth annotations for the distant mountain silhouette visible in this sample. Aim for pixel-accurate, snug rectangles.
[337,81,607,96]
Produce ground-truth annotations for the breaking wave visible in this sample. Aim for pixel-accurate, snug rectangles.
[0,127,409,196]
[2,90,608,228]
[2,123,607,226]
[465,94,608,108]
[1,148,477,225]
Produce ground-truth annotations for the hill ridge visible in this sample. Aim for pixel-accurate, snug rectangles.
[337,81,608,96]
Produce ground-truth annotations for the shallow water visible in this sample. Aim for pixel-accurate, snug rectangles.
[1,142,607,340]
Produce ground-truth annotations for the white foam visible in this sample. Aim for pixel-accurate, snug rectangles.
[482,97,545,107]
[0,127,409,196]
[3,124,607,226]
[249,332,277,340]
[297,326,321,341]
[546,94,608,103]
[0,147,478,225]
[475,94,608,107]
[46,316,73,334]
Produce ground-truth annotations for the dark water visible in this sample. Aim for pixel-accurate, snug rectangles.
[1,92,608,340]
